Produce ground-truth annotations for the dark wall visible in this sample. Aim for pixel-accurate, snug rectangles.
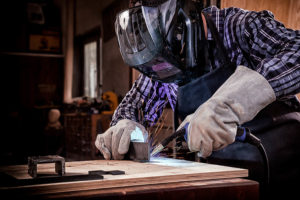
[0,0,64,164]
[0,0,132,165]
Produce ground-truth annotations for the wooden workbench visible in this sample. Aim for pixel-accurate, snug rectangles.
[0,158,259,199]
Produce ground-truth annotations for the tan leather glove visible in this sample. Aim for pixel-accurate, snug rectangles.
[178,65,276,158]
[95,119,148,160]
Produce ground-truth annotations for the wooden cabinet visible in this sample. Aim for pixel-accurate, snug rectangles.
[63,113,112,161]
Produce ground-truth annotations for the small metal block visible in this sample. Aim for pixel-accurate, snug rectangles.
[128,142,150,162]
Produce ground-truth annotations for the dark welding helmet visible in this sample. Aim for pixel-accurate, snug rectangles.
[115,0,205,84]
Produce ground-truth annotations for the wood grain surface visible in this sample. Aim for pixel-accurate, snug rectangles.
[221,0,300,30]
[0,158,248,196]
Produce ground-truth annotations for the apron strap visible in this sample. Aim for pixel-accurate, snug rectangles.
[174,12,235,129]
[202,12,234,68]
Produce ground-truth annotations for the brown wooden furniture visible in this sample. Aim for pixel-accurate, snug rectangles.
[0,158,259,200]
[63,113,112,160]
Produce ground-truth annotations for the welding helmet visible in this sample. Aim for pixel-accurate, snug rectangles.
[115,0,206,84]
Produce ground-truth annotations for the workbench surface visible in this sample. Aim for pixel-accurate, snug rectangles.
[0,158,258,199]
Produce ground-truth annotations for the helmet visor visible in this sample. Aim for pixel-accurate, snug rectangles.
[115,0,182,83]
[134,56,183,83]
[115,6,160,66]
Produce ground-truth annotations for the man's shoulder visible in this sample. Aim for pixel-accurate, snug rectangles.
[203,6,275,23]
[202,6,245,16]
[203,6,236,13]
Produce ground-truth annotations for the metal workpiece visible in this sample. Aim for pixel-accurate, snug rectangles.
[128,141,150,162]
[28,155,65,178]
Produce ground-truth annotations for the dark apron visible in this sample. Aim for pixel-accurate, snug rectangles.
[175,13,300,198]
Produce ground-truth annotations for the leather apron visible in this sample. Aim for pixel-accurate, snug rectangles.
[175,13,300,197]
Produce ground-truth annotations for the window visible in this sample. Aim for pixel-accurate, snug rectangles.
[73,28,100,98]
[84,41,97,98]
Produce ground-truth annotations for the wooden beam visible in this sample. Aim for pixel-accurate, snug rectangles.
[221,0,300,29]
[63,0,74,103]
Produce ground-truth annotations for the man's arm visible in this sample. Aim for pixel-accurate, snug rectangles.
[241,10,300,99]
[204,6,299,101]
[96,74,172,160]
[110,74,171,128]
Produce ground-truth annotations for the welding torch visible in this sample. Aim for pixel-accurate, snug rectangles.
[151,123,261,157]
[150,123,269,185]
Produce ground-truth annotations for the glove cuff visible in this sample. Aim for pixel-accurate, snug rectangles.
[212,65,276,124]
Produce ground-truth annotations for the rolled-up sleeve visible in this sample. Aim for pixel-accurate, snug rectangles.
[110,74,170,128]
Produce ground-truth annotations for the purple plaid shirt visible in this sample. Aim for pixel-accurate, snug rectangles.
[111,6,300,127]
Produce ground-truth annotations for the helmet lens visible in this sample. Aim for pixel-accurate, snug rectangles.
[134,56,183,83]
[152,62,181,79]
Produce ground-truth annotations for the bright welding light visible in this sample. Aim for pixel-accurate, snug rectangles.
[150,157,199,167]
[130,126,145,142]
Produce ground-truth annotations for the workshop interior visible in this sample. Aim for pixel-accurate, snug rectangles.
[0,0,299,199]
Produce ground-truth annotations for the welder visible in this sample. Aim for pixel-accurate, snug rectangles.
[95,0,300,198]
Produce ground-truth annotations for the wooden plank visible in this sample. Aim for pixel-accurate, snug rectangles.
[288,0,300,29]
[221,0,300,30]
[32,178,259,200]
[0,158,248,196]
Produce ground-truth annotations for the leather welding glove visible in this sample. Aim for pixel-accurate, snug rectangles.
[177,65,276,158]
[95,119,148,160]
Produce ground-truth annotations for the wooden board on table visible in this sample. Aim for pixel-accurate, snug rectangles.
[0,157,248,196]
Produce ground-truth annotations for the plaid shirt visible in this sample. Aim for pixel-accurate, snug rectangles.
[111,6,300,127]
